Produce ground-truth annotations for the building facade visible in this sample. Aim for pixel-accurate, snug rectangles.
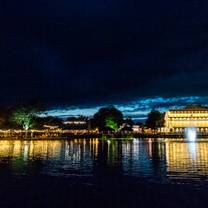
[165,106,208,133]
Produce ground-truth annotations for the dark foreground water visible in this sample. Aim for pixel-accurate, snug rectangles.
[0,138,208,208]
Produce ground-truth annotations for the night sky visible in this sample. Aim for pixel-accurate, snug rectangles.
[2,1,208,120]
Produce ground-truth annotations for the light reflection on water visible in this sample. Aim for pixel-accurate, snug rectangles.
[0,139,208,183]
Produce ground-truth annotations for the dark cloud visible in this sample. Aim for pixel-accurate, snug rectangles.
[43,96,208,121]
[1,0,208,106]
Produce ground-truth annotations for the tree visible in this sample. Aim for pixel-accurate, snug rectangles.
[34,116,63,129]
[0,107,10,129]
[105,116,118,131]
[124,117,135,127]
[145,110,164,130]
[92,107,123,131]
[11,108,37,130]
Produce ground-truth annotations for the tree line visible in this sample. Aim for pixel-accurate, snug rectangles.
[0,105,165,131]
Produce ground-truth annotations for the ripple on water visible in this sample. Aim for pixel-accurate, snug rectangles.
[0,139,207,184]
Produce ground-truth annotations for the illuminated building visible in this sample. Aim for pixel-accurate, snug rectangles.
[43,125,60,130]
[63,121,87,125]
[62,117,89,132]
[165,105,208,133]
[132,125,142,133]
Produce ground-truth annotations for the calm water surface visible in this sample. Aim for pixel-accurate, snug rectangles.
[0,138,208,184]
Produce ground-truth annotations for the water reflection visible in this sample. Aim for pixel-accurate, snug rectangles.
[188,142,197,159]
[0,139,208,183]
[166,141,208,181]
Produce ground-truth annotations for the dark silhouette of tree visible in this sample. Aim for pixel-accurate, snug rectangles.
[34,116,63,129]
[124,117,135,127]
[92,107,124,131]
[136,122,144,126]
[145,110,165,130]
[0,107,12,129]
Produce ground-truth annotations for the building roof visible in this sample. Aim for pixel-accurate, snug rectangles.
[169,105,208,112]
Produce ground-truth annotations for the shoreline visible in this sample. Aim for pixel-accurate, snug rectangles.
[0,135,208,141]
[0,130,207,140]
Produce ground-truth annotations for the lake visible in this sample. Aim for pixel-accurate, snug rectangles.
[0,138,208,208]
